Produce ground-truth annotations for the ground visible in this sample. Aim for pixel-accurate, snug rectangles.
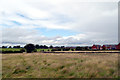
[2,53,118,78]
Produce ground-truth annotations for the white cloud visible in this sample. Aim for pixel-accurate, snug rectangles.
[0,0,118,46]
[2,27,117,46]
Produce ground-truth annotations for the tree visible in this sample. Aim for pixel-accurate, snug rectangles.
[2,46,7,48]
[13,46,17,48]
[16,45,21,48]
[39,45,44,49]
[49,45,53,48]
[44,45,48,49]
[24,44,35,53]
[9,46,12,48]
[63,48,70,51]
[84,47,88,50]
[75,46,82,51]
[35,44,40,49]
[61,46,65,48]
[13,45,20,48]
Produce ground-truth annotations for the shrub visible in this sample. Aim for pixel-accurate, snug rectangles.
[33,49,37,52]
[75,47,82,51]
[13,51,23,53]
[71,49,74,51]
[51,48,61,51]
[2,50,14,53]
[63,48,70,51]
[20,48,26,52]
[2,50,23,53]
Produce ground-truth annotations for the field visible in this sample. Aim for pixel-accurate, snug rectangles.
[1,48,119,52]
[2,48,22,51]
[1,48,52,52]
[2,53,118,78]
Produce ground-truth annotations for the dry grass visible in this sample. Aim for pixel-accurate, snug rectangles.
[2,53,118,78]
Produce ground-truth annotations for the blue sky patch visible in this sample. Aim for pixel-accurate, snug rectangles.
[12,21,22,26]
[35,27,78,37]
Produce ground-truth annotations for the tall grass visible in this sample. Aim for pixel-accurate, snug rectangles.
[2,53,118,78]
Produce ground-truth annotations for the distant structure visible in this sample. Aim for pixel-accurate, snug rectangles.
[92,43,120,50]
[1,43,120,51]
[116,43,120,50]
[92,45,102,50]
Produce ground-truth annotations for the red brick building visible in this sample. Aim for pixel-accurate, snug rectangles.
[116,43,120,50]
[92,45,101,50]
[102,45,116,50]
[102,43,120,50]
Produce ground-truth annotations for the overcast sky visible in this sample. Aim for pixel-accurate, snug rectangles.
[0,0,119,47]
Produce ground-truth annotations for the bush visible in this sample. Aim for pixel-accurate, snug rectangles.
[71,49,74,51]
[20,48,26,52]
[63,48,70,51]
[2,50,23,53]
[51,48,61,51]
[75,47,82,51]
[2,50,14,53]
[33,49,37,52]
[40,50,44,52]
[13,51,23,53]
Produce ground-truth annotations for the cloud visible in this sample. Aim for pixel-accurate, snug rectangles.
[0,0,119,46]
[2,27,117,46]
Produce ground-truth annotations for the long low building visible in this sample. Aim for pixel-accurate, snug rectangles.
[92,43,120,50]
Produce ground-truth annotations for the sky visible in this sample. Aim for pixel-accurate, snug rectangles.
[0,0,119,47]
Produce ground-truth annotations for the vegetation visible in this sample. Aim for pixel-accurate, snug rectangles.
[1,48,119,54]
[37,49,52,52]
[24,44,36,53]
[1,43,120,53]
[2,48,23,53]
[1,48,52,53]
[2,53,118,78]
[2,48,22,51]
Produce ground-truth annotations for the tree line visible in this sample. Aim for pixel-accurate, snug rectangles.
[2,45,51,49]
[1,43,91,53]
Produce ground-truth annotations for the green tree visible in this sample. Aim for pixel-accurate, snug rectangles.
[24,44,35,53]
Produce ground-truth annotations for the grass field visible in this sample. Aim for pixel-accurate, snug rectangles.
[1,48,22,51]
[1,48,52,52]
[37,49,52,52]
[2,53,118,78]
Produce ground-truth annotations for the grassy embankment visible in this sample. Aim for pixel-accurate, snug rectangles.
[2,53,118,78]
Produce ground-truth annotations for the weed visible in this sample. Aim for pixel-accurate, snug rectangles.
[59,65,65,69]
[109,69,115,75]
[26,66,31,70]
[47,64,51,66]
[69,72,75,76]
[99,71,106,77]
[12,68,26,74]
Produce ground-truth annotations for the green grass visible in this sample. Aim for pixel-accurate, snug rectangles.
[37,49,52,52]
[2,48,21,51]
[1,48,52,52]
[2,53,118,78]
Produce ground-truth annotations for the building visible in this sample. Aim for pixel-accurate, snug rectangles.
[92,45,102,50]
[102,43,120,50]
[102,45,111,50]
[116,43,120,50]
